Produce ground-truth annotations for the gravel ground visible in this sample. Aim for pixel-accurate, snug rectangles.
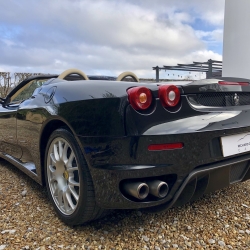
[1,159,250,250]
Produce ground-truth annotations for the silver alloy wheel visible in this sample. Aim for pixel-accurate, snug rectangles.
[47,137,80,215]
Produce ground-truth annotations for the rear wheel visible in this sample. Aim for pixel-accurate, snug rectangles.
[45,128,107,225]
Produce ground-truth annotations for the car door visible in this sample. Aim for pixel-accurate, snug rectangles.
[1,78,49,162]
[0,102,22,159]
[14,78,49,165]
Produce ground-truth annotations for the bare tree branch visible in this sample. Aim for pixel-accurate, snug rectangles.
[0,72,46,98]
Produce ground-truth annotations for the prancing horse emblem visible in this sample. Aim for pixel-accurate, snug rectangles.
[233,93,240,106]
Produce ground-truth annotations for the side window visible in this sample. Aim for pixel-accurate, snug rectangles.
[10,79,48,103]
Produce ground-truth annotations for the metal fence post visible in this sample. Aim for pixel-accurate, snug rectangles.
[156,66,160,82]
[208,59,212,78]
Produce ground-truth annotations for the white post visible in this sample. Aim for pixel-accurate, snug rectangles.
[222,0,250,79]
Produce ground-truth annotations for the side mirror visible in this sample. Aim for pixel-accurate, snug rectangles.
[0,96,10,105]
[0,97,5,104]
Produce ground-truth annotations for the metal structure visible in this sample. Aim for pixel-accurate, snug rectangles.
[153,59,222,82]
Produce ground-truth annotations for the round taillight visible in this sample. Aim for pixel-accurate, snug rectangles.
[127,87,152,110]
[159,85,180,107]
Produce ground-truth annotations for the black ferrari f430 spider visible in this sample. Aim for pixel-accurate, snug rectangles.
[1,68,250,225]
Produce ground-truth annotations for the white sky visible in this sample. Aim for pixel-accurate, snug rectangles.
[0,0,225,79]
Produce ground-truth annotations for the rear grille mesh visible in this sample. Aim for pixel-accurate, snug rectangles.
[230,161,249,183]
[189,93,250,107]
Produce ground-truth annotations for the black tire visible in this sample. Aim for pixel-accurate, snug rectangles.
[44,128,107,225]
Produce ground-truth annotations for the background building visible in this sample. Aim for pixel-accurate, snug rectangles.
[223,0,250,78]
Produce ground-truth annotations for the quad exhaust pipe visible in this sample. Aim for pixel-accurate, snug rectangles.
[123,180,169,200]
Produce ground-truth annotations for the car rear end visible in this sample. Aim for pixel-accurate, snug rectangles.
[79,78,250,211]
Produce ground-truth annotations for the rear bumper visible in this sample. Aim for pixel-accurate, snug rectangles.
[162,154,250,211]
[77,125,250,210]
[89,154,250,209]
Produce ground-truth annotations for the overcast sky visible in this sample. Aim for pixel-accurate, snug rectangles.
[0,0,225,79]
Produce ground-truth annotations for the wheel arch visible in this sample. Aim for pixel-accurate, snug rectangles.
[39,119,84,185]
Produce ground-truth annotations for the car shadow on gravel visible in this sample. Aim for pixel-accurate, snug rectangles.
[75,180,250,232]
[0,158,48,196]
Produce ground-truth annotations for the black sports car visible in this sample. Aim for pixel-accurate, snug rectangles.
[1,68,250,225]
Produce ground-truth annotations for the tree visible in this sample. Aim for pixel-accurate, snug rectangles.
[0,72,45,98]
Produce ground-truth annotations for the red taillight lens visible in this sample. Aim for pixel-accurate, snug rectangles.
[127,87,152,110]
[219,81,249,86]
[159,85,180,107]
[148,143,184,151]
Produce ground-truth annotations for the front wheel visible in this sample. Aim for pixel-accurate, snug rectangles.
[45,128,107,225]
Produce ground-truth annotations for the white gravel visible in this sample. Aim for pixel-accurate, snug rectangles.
[1,159,250,249]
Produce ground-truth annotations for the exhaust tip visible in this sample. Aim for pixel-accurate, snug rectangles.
[147,180,169,198]
[158,182,169,198]
[137,183,149,200]
[123,182,149,200]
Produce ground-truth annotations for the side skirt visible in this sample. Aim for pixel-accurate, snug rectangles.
[0,152,41,184]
